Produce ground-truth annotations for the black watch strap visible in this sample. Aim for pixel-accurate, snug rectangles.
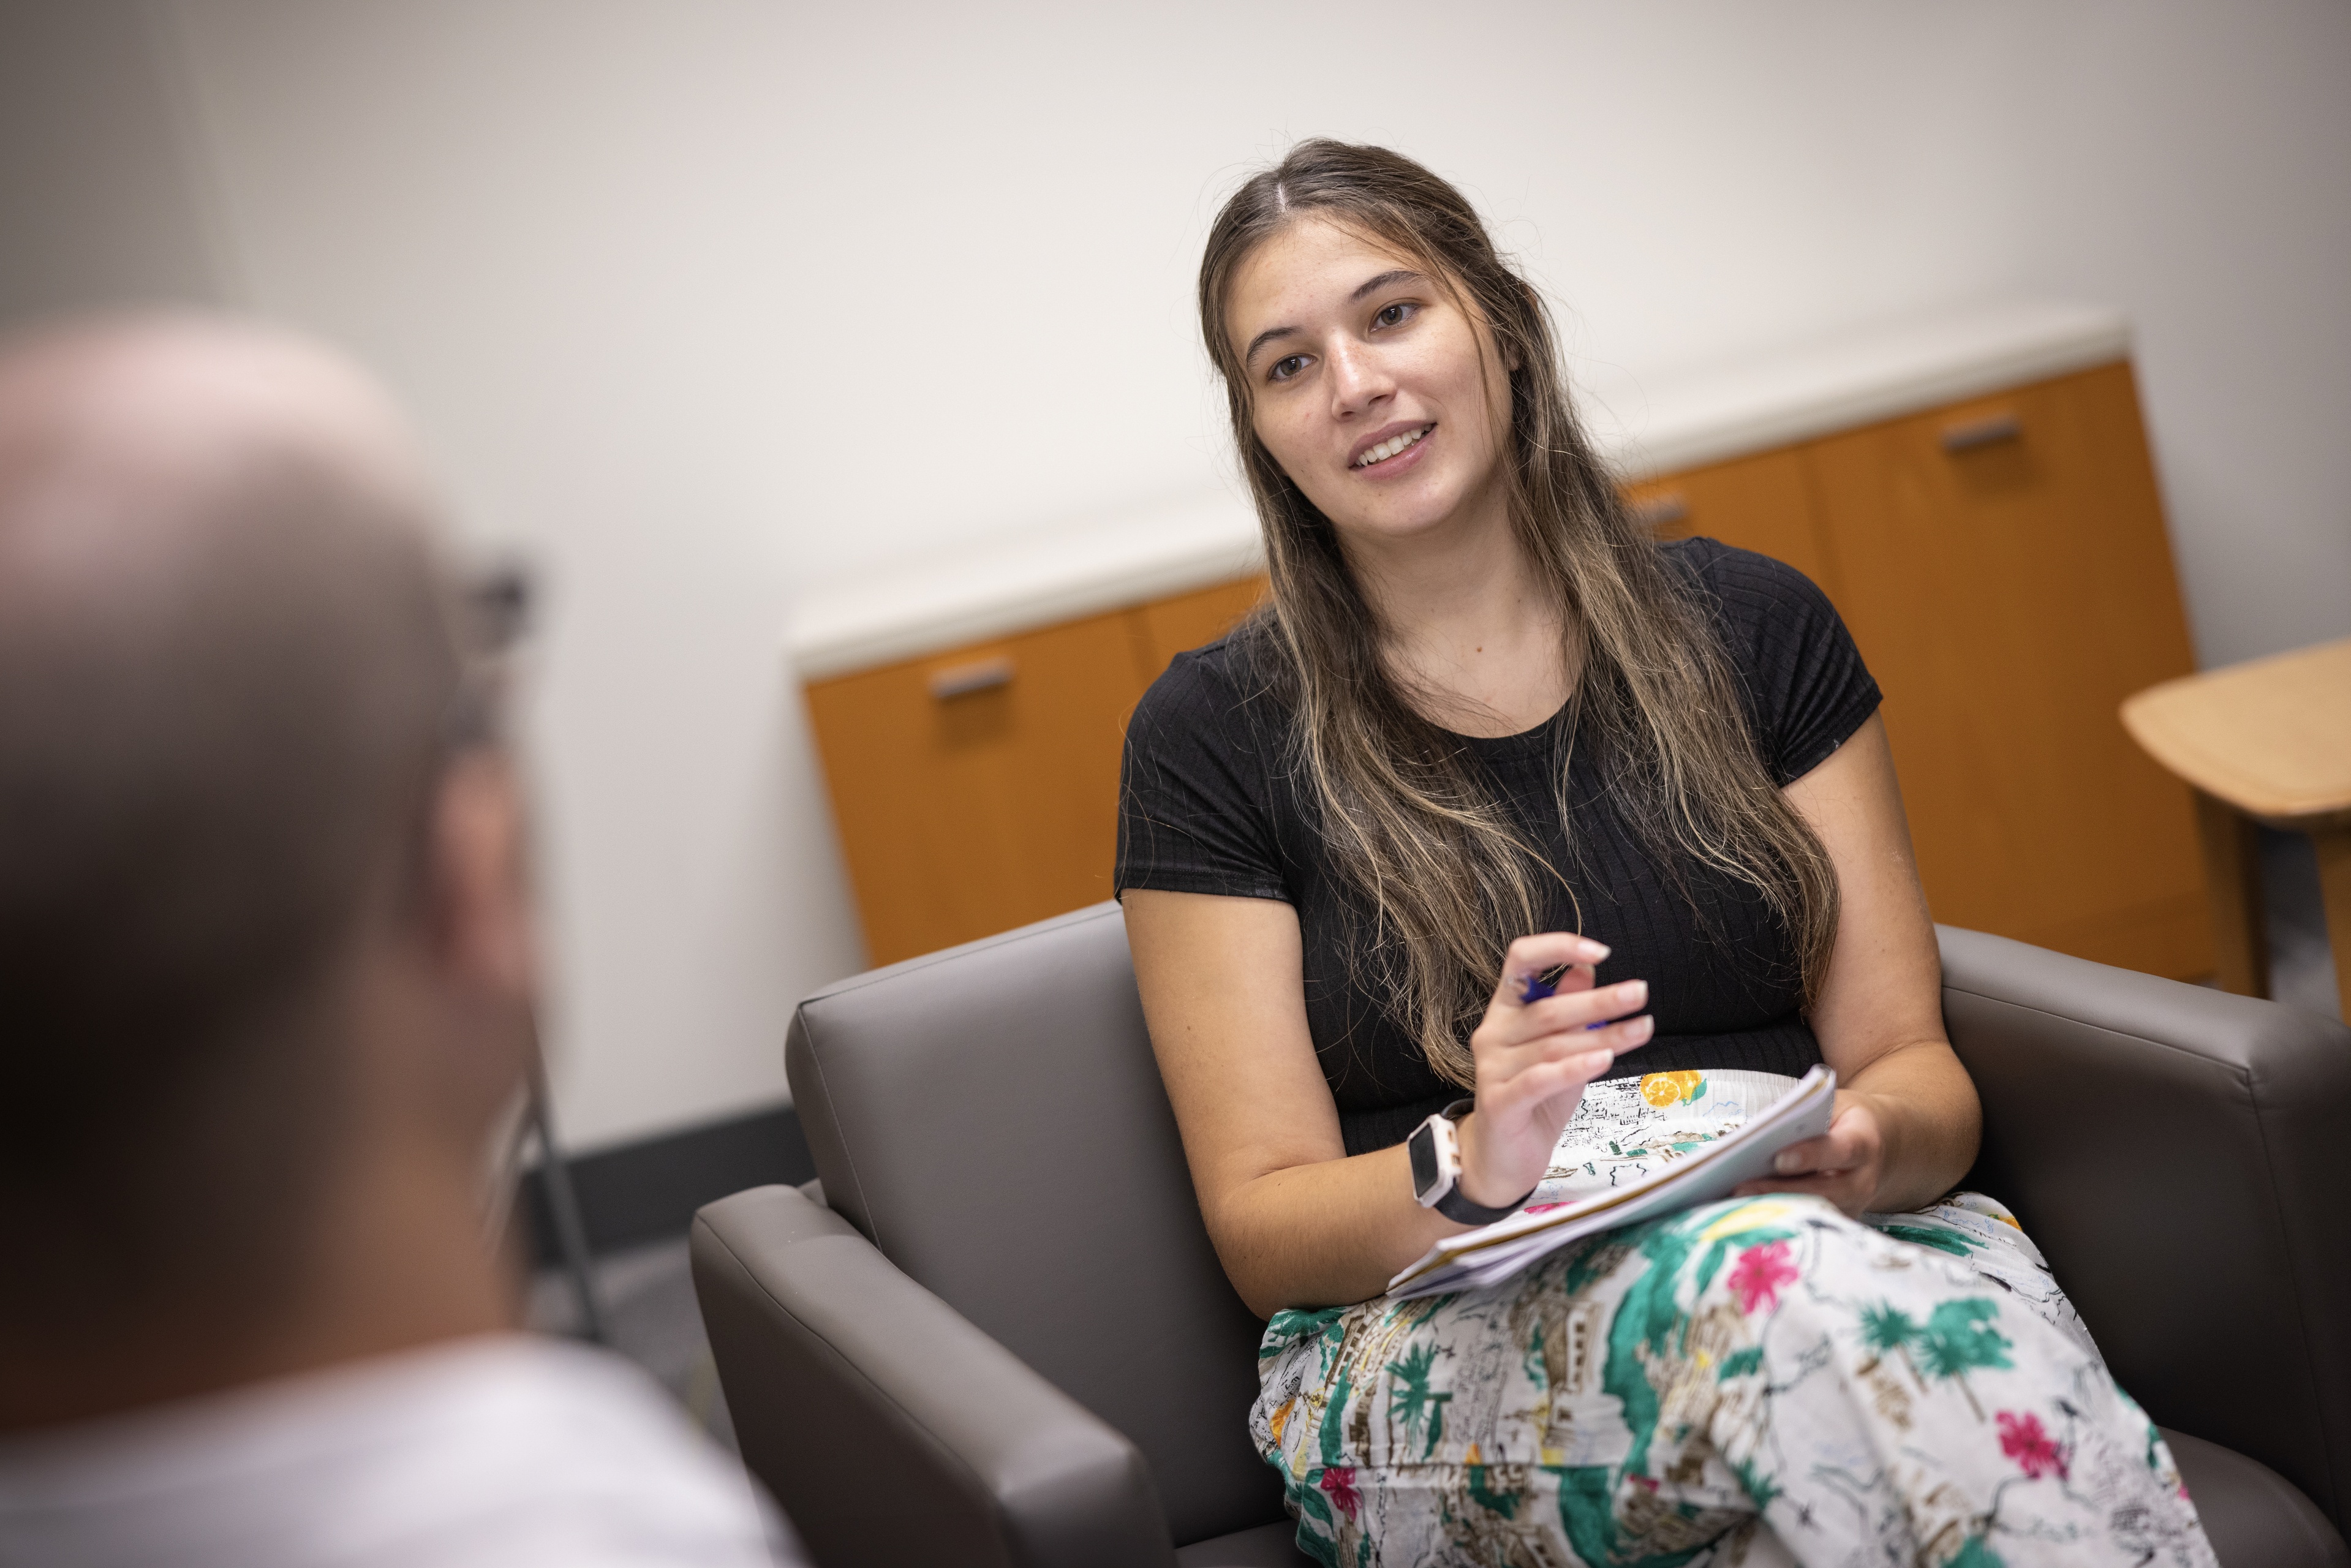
[1433,1099,1537,1224]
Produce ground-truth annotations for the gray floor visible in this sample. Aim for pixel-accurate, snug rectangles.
[532,839,2340,1434]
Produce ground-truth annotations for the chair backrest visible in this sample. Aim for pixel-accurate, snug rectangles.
[785,902,1280,1547]
[1940,924,2351,1534]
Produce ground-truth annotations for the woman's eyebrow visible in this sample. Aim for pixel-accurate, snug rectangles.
[1349,268,1424,302]
[1242,322,1301,372]
[1241,270,1428,371]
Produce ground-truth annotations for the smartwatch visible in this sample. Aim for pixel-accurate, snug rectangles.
[1408,1098,1538,1226]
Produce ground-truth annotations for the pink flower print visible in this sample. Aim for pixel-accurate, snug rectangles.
[1997,1410,2070,1480]
[1729,1240,1800,1315]
[1319,1464,1360,1520]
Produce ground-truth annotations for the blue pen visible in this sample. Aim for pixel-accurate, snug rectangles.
[1521,964,1612,1028]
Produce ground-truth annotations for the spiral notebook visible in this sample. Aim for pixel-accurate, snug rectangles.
[1387,1065,1837,1300]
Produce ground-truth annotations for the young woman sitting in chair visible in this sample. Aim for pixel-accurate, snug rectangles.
[1115,140,2213,1567]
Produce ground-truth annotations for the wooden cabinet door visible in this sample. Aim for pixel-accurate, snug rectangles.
[805,609,1149,966]
[1800,361,2209,975]
[1623,448,1840,596]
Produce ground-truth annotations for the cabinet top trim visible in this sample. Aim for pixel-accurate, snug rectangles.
[791,494,1265,681]
[1593,298,2130,480]
[790,300,2129,680]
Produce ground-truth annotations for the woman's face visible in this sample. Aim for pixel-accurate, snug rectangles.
[1225,216,1512,551]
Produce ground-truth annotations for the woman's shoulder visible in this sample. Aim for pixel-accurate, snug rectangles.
[1660,536,1835,623]
[1118,617,1296,897]
[1130,617,1289,752]
[1141,628,1249,706]
[1659,537,1880,783]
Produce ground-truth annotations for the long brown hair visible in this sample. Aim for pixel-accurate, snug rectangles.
[1198,139,1838,1088]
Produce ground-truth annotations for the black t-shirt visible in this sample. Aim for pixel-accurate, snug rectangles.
[1114,538,1883,1156]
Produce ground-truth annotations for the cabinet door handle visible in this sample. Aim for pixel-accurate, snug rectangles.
[1941,412,2022,453]
[1629,491,1689,529]
[929,655,1016,700]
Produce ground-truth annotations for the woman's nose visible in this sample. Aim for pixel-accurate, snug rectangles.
[1325,341,1392,416]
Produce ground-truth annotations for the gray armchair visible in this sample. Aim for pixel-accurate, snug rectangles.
[693,904,2351,1567]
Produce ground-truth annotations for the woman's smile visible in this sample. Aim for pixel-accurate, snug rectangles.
[1349,421,1435,473]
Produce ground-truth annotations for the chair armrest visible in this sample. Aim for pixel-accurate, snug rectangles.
[692,1184,1177,1568]
[1937,925,2351,1535]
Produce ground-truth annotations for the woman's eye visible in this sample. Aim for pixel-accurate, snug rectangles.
[1269,355,1309,383]
[1373,301,1417,329]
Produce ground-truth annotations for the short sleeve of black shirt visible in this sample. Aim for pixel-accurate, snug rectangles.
[1671,537,1882,785]
[1114,647,1291,903]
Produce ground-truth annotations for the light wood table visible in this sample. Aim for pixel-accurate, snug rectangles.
[2121,636,2351,1017]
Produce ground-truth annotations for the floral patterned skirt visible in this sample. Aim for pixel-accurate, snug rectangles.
[1252,1192,2215,1567]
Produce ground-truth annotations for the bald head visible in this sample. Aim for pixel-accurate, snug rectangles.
[0,315,439,645]
[0,314,472,1339]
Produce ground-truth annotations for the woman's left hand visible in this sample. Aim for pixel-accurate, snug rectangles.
[1733,1091,1886,1217]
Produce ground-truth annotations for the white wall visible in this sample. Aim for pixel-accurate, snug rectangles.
[0,4,225,316]
[8,1,2346,1148]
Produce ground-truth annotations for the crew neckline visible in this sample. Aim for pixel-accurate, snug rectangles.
[1448,701,1575,763]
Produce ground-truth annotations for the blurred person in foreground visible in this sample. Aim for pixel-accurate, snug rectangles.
[0,315,800,1568]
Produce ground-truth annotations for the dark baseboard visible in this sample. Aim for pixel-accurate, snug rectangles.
[520,1101,817,1267]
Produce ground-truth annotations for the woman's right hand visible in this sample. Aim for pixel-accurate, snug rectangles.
[1454,933,1654,1211]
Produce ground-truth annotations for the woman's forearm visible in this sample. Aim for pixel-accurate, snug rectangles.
[1209,1145,1468,1316]
[1128,896,1631,1317]
[1846,1039,1982,1212]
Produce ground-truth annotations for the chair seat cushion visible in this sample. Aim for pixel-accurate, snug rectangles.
[1175,1519,1315,1567]
[2164,1428,2349,1568]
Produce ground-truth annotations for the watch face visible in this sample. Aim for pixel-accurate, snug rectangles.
[1407,1121,1440,1198]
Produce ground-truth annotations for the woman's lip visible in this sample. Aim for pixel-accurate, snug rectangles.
[1351,424,1435,479]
